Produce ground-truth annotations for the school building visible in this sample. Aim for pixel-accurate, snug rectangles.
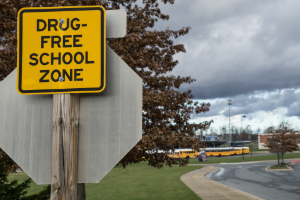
[258,133,300,149]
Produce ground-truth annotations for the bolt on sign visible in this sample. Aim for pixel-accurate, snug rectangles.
[17,6,106,95]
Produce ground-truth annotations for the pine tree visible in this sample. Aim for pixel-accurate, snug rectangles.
[0,149,51,200]
[0,152,31,200]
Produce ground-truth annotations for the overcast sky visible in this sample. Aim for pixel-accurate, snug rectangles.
[152,0,300,133]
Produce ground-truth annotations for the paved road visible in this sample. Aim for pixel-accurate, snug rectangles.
[229,151,299,158]
[189,151,299,160]
[206,161,300,200]
[189,152,275,160]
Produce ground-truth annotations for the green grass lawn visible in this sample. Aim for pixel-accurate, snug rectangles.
[252,149,300,152]
[8,172,47,196]
[188,152,300,164]
[251,149,269,152]
[9,162,202,200]
[10,152,300,199]
[244,142,258,149]
[270,163,291,169]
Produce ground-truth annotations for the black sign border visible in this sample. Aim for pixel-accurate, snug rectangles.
[18,7,105,94]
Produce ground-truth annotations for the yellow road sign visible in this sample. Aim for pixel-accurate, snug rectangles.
[17,6,106,95]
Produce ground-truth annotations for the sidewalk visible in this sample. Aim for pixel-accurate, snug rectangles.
[180,166,265,200]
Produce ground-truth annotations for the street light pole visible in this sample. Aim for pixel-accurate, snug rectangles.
[241,115,246,161]
[246,125,252,156]
[227,99,232,147]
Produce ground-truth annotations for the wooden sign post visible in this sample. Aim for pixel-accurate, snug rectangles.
[51,94,79,199]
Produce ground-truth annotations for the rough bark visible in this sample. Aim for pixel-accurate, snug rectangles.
[51,94,79,200]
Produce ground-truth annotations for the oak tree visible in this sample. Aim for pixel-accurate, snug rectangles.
[264,122,299,164]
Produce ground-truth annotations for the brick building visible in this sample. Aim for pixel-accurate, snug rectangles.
[258,133,300,149]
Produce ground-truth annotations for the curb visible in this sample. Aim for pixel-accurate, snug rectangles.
[220,161,262,164]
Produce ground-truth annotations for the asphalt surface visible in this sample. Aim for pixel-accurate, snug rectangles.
[205,161,300,200]
[189,152,276,160]
[209,151,298,159]
[211,153,273,158]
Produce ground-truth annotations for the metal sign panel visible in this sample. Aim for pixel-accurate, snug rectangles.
[78,46,142,183]
[17,6,106,95]
[0,10,142,184]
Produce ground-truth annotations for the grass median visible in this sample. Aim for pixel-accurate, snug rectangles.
[188,152,300,164]
[9,162,203,200]
[252,149,300,152]
[269,163,291,169]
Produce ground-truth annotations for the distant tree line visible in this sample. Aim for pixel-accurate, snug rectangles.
[196,126,259,141]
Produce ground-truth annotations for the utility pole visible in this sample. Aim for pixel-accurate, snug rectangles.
[227,99,232,147]
[241,115,246,162]
[277,130,280,167]
[247,125,252,156]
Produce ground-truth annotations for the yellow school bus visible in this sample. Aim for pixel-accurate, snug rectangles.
[232,147,249,155]
[232,148,242,155]
[203,147,234,157]
[241,147,249,154]
[146,147,249,159]
[144,149,201,159]
[167,149,200,159]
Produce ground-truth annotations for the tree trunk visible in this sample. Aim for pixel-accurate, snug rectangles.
[282,152,284,164]
[77,183,86,200]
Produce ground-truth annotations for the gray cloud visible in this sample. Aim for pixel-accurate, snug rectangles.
[152,0,300,99]
[194,88,300,119]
